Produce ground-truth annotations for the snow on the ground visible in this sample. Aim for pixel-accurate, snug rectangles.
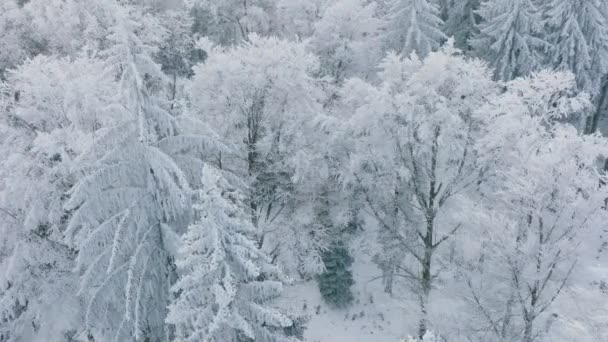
[279,231,417,342]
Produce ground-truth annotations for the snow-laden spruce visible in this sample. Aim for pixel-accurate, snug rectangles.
[63,5,220,341]
[443,0,480,51]
[166,165,298,342]
[470,0,547,80]
[543,0,608,93]
[383,0,447,58]
[542,0,608,133]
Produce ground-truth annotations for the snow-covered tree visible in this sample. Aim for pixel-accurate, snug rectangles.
[166,165,297,342]
[62,5,218,340]
[0,0,117,76]
[0,54,120,341]
[443,0,480,52]
[542,0,608,134]
[466,71,608,342]
[470,0,547,81]
[186,0,278,45]
[187,35,328,276]
[383,0,447,58]
[542,0,608,93]
[275,0,327,41]
[156,9,199,108]
[309,0,381,82]
[341,43,498,338]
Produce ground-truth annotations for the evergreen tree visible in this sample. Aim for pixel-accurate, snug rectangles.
[317,243,354,308]
[156,9,198,108]
[63,4,218,340]
[166,165,297,342]
[470,0,547,80]
[383,0,447,58]
[313,183,355,308]
[443,0,480,52]
[185,0,278,45]
[543,0,608,92]
[542,0,608,133]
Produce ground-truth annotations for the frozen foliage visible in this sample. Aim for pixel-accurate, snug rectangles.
[541,0,608,134]
[443,0,480,51]
[0,54,117,341]
[1,0,608,341]
[383,0,447,58]
[470,0,547,80]
[187,35,329,277]
[342,44,499,337]
[62,5,214,341]
[186,0,278,45]
[466,71,608,342]
[310,0,381,81]
[316,243,354,308]
[166,166,297,342]
[542,0,608,94]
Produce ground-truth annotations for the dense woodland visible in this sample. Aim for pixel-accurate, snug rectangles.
[0,0,607,341]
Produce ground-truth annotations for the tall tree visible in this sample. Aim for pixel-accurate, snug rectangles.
[186,0,278,45]
[156,9,198,109]
[542,0,608,134]
[443,0,480,52]
[341,44,498,338]
[187,35,328,277]
[467,71,608,342]
[166,166,297,342]
[383,0,447,58]
[309,0,381,82]
[0,54,119,341]
[63,5,217,340]
[470,0,547,80]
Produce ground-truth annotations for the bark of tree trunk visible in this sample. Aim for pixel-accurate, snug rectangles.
[523,318,534,342]
[586,76,608,134]
[383,264,394,295]
[170,73,177,110]
[419,215,434,339]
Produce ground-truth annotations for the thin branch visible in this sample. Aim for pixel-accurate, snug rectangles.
[466,278,501,337]
[0,207,19,222]
[354,172,423,263]
[432,223,462,250]
[536,261,576,316]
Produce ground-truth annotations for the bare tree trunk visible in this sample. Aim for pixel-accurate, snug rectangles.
[170,73,177,110]
[418,215,434,339]
[586,75,608,134]
[523,317,534,342]
[383,263,395,295]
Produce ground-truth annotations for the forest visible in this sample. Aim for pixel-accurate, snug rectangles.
[0,0,607,341]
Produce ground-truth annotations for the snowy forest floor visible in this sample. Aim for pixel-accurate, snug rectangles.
[278,223,608,342]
